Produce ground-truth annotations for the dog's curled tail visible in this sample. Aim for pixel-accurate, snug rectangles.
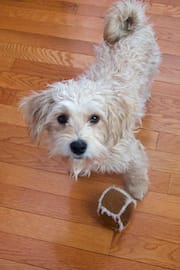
[104,0,147,44]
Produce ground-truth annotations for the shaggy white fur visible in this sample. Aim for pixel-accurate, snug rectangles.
[20,0,161,200]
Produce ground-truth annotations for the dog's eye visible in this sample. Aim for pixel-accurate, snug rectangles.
[57,114,68,124]
[89,115,100,124]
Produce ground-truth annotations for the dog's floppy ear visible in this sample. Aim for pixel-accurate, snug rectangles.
[107,96,136,144]
[20,89,55,141]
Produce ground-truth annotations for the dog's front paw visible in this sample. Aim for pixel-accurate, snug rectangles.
[126,179,149,200]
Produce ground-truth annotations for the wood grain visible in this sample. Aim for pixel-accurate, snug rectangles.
[0,0,79,13]
[169,174,180,196]
[157,133,180,154]
[110,233,180,269]
[152,81,180,98]
[0,104,24,126]
[147,2,180,17]
[0,56,14,72]
[0,141,69,175]
[147,95,180,119]
[0,183,99,227]
[0,4,103,30]
[0,161,122,202]
[0,16,101,43]
[0,161,170,201]
[0,232,169,270]
[0,30,95,55]
[0,259,44,270]
[0,123,46,147]
[143,114,180,135]
[0,42,94,68]
[0,0,180,269]
[12,59,82,78]
[136,129,158,149]
[138,191,180,220]
[148,149,180,174]
[0,71,57,90]
[0,207,113,254]
[125,211,180,244]
[0,87,26,106]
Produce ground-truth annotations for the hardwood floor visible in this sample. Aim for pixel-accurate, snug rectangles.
[0,0,180,269]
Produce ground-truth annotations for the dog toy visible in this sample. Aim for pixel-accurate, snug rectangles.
[97,186,136,232]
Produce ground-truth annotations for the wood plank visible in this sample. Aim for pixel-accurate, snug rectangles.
[148,170,170,194]
[0,42,94,68]
[0,206,113,254]
[147,95,180,119]
[157,66,180,84]
[12,59,82,78]
[76,1,180,18]
[0,16,101,43]
[138,191,180,220]
[136,129,158,150]
[77,4,106,18]
[0,87,25,106]
[110,233,180,269]
[147,2,180,18]
[1,183,178,243]
[65,0,113,7]
[0,259,44,270]
[0,141,69,175]
[124,211,180,244]
[169,174,180,196]
[77,1,180,18]
[146,0,180,6]
[0,72,57,90]
[3,0,179,21]
[150,14,180,29]
[0,161,170,202]
[0,30,95,56]
[0,0,78,14]
[143,93,180,135]
[158,39,180,56]
[162,54,180,70]
[62,0,180,8]
[155,25,180,44]
[0,231,168,270]
[0,56,14,72]
[152,81,180,98]
[148,149,180,174]
[0,160,124,203]
[0,104,24,126]
[0,4,103,30]
[157,133,180,154]
[0,123,45,148]
[143,114,180,136]
[0,183,98,227]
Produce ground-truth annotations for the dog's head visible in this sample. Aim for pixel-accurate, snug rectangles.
[20,79,135,162]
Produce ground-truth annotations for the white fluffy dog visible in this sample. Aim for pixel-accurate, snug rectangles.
[20,0,160,200]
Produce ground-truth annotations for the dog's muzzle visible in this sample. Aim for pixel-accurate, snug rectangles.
[70,139,87,157]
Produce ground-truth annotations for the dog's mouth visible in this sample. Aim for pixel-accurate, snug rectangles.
[72,154,85,160]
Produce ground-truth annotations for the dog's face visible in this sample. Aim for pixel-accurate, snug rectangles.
[47,95,109,160]
[20,79,134,162]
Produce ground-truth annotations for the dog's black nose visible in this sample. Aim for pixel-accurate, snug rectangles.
[70,140,87,155]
